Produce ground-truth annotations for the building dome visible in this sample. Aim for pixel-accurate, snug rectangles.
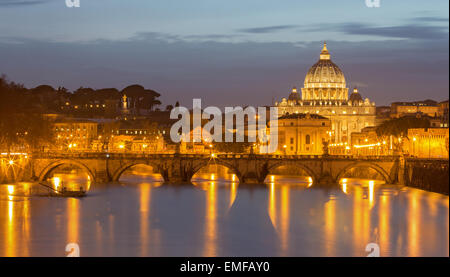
[288,86,301,101]
[301,42,349,101]
[304,42,346,88]
[349,87,363,103]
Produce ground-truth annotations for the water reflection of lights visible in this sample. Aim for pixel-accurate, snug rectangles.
[307,177,313,187]
[204,181,217,256]
[342,182,348,194]
[325,196,336,256]
[268,182,276,236]
[230,182,237,208]
[52,177,61,191]
[7,185,14,195]
[67,198,79,245]
[280,185,290,253]
[1,175,448,257]
[265,175,314,187]
[369,180,375,204]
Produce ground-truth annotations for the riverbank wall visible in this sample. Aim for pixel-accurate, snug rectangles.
[403,159,449,195]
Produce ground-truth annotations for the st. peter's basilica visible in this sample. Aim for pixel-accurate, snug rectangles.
[275,42,376,144]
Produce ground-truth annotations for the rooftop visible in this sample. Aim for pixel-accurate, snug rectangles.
[278,113,328,120]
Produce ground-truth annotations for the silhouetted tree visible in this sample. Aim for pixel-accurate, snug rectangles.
[376,117,431,138]
[121,85,161,114]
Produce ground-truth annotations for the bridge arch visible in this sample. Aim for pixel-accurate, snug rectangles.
[191,160,242,183]
[112,161,163,182]
[335,162,392,183]
[38,160,95,182]
[266,162,318,184]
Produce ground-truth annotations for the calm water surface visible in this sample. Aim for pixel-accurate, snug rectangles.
[0,172,448,257]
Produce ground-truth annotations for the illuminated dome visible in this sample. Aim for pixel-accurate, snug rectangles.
[301,42,348,101]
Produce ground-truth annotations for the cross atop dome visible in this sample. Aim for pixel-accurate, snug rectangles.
[320,41,330,60]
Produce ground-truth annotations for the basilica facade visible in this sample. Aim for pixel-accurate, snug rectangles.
[275,43,376,144]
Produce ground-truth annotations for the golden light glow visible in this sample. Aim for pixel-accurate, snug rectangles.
[140,183,150,256]
[324,196,336,256]
[268,182,276,227]
[7,185,14,195]
[204,181,217,256]
[67,198,79,245]
[52,177,61,191]
[307,177,313,187]
[280,185,290,254]
[354,143,380,148]
[369,180,374,204]
[230,182,237,209]
[8,160,14,165]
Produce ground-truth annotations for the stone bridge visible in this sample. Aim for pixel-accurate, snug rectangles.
[20,153,401,185]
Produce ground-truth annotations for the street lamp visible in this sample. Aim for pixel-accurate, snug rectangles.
[209,144,213,154]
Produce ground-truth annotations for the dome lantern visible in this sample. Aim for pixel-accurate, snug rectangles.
[319,42,330,60]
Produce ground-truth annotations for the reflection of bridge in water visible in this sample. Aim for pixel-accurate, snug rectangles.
[23,153,402,185]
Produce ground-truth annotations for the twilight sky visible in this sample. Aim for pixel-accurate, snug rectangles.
[0,0,448,108]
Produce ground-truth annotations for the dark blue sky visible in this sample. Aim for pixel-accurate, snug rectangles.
[0,0,448,107]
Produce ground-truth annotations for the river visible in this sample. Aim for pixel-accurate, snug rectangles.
[0,168,448,257]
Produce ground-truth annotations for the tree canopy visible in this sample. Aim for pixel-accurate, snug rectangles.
[376,116,431,138]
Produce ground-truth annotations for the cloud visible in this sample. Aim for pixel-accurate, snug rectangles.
[411,16,449,23]
[0,0,50,6]
[237,25,299,34]
[0,32,448,108]
[183,34,241,40]
[335,22,448,40]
